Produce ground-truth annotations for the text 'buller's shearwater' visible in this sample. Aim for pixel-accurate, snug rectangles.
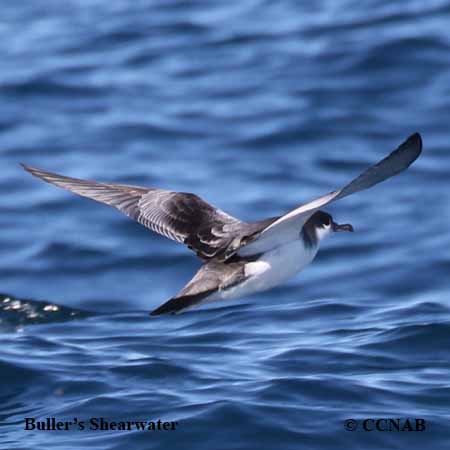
[22,133,422,315]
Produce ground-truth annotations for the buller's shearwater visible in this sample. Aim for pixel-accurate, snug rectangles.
[22,133,422,315]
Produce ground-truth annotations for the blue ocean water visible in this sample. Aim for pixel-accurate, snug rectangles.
[1,0,450,448]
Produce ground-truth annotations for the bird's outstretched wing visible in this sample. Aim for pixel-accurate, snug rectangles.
[238,133,422,256]
[22,165,246,261]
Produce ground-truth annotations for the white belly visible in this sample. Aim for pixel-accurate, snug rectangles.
[217,239,318,301]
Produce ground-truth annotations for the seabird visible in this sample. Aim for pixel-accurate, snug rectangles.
[22,133,422,315]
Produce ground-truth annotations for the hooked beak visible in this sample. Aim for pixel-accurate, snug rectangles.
[332,221,354,232]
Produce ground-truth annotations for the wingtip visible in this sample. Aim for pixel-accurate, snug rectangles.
[406,132,423,153]
[397,132,422,167]
[21,163,39,175]
[21,164,58,182]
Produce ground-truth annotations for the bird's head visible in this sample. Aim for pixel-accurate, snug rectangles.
[308,210,354,242]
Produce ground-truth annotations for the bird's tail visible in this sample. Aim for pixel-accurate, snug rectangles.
[150,289,216,316]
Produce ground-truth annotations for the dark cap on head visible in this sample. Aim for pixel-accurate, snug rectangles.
[310,211,333,228]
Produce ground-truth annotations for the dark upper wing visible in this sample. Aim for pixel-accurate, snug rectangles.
[22,165,246,261]
[238,133,423,256]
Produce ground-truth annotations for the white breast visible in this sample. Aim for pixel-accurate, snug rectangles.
[218,239,319,301]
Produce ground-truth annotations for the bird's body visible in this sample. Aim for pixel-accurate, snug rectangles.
[202,238,319,306]
[150,236,321,315]
[242,238,319,294]
[22,133,423,315]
